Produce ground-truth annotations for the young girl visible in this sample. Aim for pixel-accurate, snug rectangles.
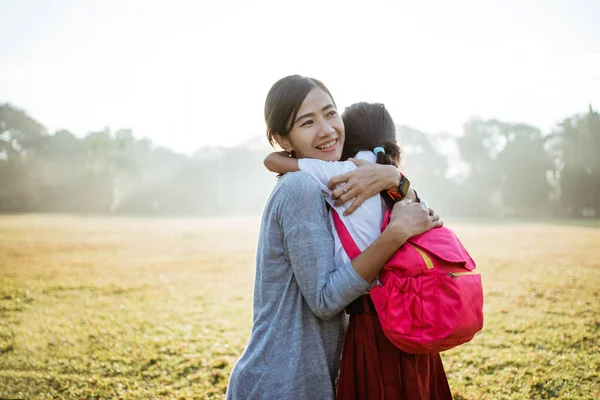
[264,102,454,399]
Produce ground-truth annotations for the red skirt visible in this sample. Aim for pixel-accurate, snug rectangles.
[336,295,453,400]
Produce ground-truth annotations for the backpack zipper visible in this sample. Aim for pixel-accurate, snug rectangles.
[447,271,477,279]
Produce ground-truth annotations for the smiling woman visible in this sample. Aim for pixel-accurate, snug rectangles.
[264,76,344,161]
[226,75,441,399]
[273,87,344,161]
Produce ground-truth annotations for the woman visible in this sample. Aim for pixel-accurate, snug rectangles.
[226,75,442,399]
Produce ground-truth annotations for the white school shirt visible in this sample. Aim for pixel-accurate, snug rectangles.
[298,151,384,267]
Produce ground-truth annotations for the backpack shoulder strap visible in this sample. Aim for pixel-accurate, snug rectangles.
[331,209,361,260]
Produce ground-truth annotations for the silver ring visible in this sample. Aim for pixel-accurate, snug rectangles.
[343,187,348,194]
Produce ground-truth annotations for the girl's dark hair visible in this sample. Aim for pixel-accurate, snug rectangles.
[341,102,401,167]
[264,75,336,147]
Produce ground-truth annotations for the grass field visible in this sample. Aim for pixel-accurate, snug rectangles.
[1,214,599,399]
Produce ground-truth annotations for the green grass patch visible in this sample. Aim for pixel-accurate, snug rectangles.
[0,215,599,399]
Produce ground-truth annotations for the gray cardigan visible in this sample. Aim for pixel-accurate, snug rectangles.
[226,171,371,399]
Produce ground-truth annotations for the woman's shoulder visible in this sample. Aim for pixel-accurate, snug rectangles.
[271,172,326,213]
[269,171,327,225]
[277,171,323,194]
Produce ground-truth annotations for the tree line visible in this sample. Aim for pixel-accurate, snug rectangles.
[1,103,598,218]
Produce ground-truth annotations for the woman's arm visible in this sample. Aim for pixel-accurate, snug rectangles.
[352,199,440,283]
[327,158,421,215]
[280,174,441,319]
[264,151,300,174]
[280,174,369,319]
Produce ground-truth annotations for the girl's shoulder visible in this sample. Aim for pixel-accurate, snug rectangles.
[299,158,357,173]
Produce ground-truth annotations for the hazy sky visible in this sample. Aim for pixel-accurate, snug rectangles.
[2,0,599,153]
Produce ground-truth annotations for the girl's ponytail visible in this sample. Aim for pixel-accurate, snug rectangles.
[374,141,401,168]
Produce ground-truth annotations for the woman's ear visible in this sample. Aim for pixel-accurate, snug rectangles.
[273,134,293,153]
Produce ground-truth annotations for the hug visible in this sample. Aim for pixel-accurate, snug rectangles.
[227,75,483,400]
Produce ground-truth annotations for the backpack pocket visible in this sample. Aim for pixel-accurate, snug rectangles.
[372,269,484,354]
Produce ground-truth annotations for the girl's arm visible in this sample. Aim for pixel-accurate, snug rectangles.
[264,151,300,174]
[265,154,355,201]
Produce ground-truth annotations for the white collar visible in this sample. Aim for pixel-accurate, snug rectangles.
[354,150,376,162]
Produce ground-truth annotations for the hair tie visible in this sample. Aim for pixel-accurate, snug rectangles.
[373,147,385,155]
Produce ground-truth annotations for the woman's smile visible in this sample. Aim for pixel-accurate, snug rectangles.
[316,138,338,152]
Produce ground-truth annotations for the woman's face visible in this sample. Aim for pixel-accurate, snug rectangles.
[277,87,345,161]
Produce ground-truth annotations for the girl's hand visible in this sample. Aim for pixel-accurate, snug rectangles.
[385,199,443,245]
[327,159,398,215]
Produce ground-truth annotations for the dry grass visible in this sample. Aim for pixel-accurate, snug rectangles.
[0,215,599,399]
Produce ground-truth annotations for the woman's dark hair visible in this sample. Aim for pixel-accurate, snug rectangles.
[264,75,336,147]
[341,102,401,167]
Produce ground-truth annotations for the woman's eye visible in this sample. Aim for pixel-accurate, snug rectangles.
[327,110,337,117]
[300,119,314,127]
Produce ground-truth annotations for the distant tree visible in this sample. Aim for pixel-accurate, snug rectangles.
[552,105,600,217]
[455,119,506,216]
[495,123,553,216]
[0,104,47,211]
[397,125,454,215]
[1,100,597,219]
[0,103,46,157]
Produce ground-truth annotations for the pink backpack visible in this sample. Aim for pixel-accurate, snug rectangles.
[332,209,484,354]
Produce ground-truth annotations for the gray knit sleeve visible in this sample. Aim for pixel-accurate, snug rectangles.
[277,172,370,320]
[414,189,428,209]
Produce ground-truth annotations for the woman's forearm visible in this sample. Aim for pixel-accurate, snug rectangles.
[351,199,439,282]
[351,229,408,283]
[401,188,419,203]
[380,166,419,203]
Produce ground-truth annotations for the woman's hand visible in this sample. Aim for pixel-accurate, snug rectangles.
[350,198,443,282]
[327,159,398,215]
[384,199,443,246]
